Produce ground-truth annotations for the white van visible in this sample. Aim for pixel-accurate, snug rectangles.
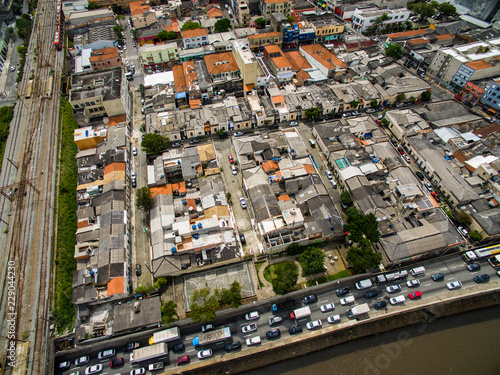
[409,266,426,277]
[355,279,373,290]
[308,139,316,147]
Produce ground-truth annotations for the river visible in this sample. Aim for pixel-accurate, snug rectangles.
[241,306,500,375]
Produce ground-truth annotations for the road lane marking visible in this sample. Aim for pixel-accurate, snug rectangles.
[448,277,455,280]
[321,300,328,303]
[424,284,431,286]
[187,349,195,353]
[185,335,195,339]
[440,267,447,270]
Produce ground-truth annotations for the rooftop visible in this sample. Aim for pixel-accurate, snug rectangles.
[204,51,239,75]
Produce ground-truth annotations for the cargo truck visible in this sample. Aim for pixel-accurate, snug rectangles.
[289,306,311,320]
[148,327,181,345]
[345,303,370,318]
[130,343,168,363]
[192,327,231,347]
[271,299,296,313]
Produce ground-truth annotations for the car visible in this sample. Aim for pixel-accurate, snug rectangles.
[424,181,433,192]
[97,349,115,359]
[408,291,422,299]
[431,273,444,281]
[135,264,141,276]
[466,263,481,272]
[330,179,337,188]
[327,315,341,324]
[335,287,349,297]
[246,336,261,346]
[446,281,462,290]
[342,112,352,117]
[415,171,425,180]
[403,155,411,163]
[176,355,190,365]
[132,146,137,156]
[189,139,199,144]
[85,365,103,375]
[228,155,234,163]
[58,362,71,370]
[302,294,317,304]
[306,320,322,330]
[240,233,246,244]
[374,301,387,309]
[326,170,333,179]
[364,290,379,299]
[133,42,137,47]
[197,349,213,359]
[242,323,258,333]
[131,179,136,188]
[352,110,360,116]
[365,108,376,113]
[224,341,242,351]
[130,368,145,375]
[172,343,185,353]
[397,147,405,155]
[386,284,401,294]
[231,165,237,175]
[123,45,127,50]
[497,270,500,277]
[245,311,260,321]
[458,226,468,237]
[265,328,281,339]
[289,121,298,126]
[474,274,490,283]
[75,356,90,366]
[289,325,303,335]
[407,279,420,288]
[268,316,283,326]
[340,296,355,305]
[389,295,406,305]
[10,65,15,71]
[234,131,244,136]
[431,191,441,202]
[130,170,136,179]
[239,197,247,209]
[122,342,139,352]
[110,358,125,368]
[320,303,335,313]
[171,142,181,148]
[201,324,214,332]
[148,362,164,372]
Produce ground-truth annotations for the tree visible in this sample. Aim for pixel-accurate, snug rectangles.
[136,186,153,212]
[414,3,436,18]
[181,21,202,31]
[346,239,382,274]
[381,118,389,126]
[141,133,169,155]
[396,93,406,103]
[305,107,319,121]
[214,281,241,308]
[161,300,179,325]
[456,209,472,226]
[226,192,231,202]
[157,30,178,41]
[255,17,266,29]
[87,2,101,9]
[189,288,218,322]
[15,15,32,39]
[214,18,231,32]
[438,2,456,16]
[286,15,294,22]
[344,207,380,243]
[385,43,403,59]
[340,191,353,206]
[370,99,378,109]
[350,100,360,109]
[421,90,432,102]
[298,247,326,276]
[469,230,483,242]
[271,262,298,294]
[154,277,168,289]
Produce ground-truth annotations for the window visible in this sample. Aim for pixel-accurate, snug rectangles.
[74,104,79,109]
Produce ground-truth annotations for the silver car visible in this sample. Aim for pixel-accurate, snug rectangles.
[446,281,462,290]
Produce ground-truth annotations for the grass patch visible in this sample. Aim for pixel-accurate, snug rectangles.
[0,106,14,172]
[254,262,265,288]
[263,261,298,295]
[264,261,298,282]
[52,99,79,333]
[306,270,352,287]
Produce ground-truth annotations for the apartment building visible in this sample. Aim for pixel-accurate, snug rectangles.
[351,7,410,33]
[260,0,291,21]
[89,47,121,70]
[181,28,209,49]
[138,41,180,69]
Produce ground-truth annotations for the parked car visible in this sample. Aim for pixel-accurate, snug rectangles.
[172,344,185,353]
[446,281,462,290]
[97,349,115,360]
[201,324,214,332]
[342,112,352,117]
[234,131,244,136]
[424,181,433,192]
[431,273,444,281]
[389,295,406,305]
[306,320,322,330]
[84,365,103,375]
[365,108,376,113]
[407,279,420,288]
[327,315,341,324]
[110,358,125,368]
[364,290,379,299]
[289,121,298,126]
[245,311,260,321]
[75,356,90,366]
[130,368,145,374]
[466,263,481,272]
[242,323,258,333]
[130,170,136,179]
[351,110,360,116]
[225,341,241,351]
[131,179,136,188]
[320,303,335,313]
[408,291,422,299]
[431,191,441,202]
[240,233,246,244]
[176,356,190,365]
[265,329,281,339]
[474,274,490,283]
[386,284,401,294]
[231,165,237,175]
[58,362,71,370]
[403,155,411,163]
[326,170,333,179]
[336,287,349,297]
[228,155,234,163]
[197,349,213,359]
[239,197,247,209]
[302,294,317,304]
[458,226,468,237]
[374,301,387,309]
[289,325,303,335]
[415,171,425,180]
[189,139,199,144]
[132,146,137,156]
[135,264,141,276]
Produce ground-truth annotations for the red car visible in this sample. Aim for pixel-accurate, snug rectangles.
[431,191,441,202]
[176,355,190,365]
[408,291,422,299]
[110,358,125,368]
[228,155,234,164]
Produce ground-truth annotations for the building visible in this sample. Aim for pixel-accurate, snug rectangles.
[130,1,158,29]
[181,28,209,49]
[204,51,243,95]
[260,0,291,21]
[263,45,293,82]
[138,42,180,69]
[291,0,315,22]
[450,60,500,90]
[232,39,259,87]
[233,0,250,26]
[303,13,345,44]
[89,47,121,70]
[480,80,500,114]
[249,31,283,50]
[299,44,347,79]
[351,7,410,33]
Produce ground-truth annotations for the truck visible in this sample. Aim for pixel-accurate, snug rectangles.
[289,306,311,320]
[355,278,373,290]
[271,299,296,313]
[192,327,231,347]
[345,303,370,318]
[130,343,168,363]
[148,327,181,345]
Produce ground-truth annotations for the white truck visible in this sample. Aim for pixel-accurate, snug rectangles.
[192,327,231,347]
[345,303,370,318]
[355,278,373,290]
[148,327,181,345]
[289,306,311,320]
[130,343,168,363]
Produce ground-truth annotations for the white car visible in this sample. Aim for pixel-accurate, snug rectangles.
[245,311,259,321]
[132,146,137,156]
[389,295,406,305]
[231,165,237,175]
[97,349,115,359]
[240,197,247,209]
[386,284,401,294]
[74,356,90,366]
[197,349,213,359]
[10,66,15,71]
[85,364,103,375]
[130,170,136,179]
[340,296,355,305]
[246,336,261,346]
[407,279,420,288]
[320,303,335,313]
[327,315,341,324]
[130,369,145,375]
[446,281,462,290]
[242,323,258,333]
[306,320,322,330]
[326,170,333,179]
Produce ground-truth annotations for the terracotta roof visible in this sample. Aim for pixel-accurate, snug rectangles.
[388,29,430,39]
[244,83,255,92]
[77,220,88,229]
[204,51,239,75]
[108,114,127,126]
[248,32,281,40]
[295,69,310,84]
[164,21,179,34]
[150,182,187,197]
[264,45,283,54]
[130,1,150,16]
[104,162,126,175]
[172,64,186,93]
[473,122,500,137]
[285,50,312,71]
[435,33,454,40]
[107,277,124,295]
[466,61,493,70]
[181,28,208,38]
[301,44,346,69]
[303,164,316,174]
[272,95,285,104]
[262,160,279,173]
[189,99,201,109]
[408,38,429,45]
[278,194,290,201]
[272,56,291,69]
[207,7,223,18]
[90,47,119,62]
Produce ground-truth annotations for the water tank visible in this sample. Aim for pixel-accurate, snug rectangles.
[192,224,196,230]
[197,223,202,228]
[193,234,199,239]
[171,247,177,253]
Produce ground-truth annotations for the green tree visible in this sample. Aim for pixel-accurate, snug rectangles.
[421,90,432,102]
[161,300,179,325]
[181,21,202,31]
[214,18,231,32]
[154,277,168,289]
[305,107,319,121]
[136,186,153,212]
[414,3,436,18]
[286,15,294,22]
[370,99,378,109]
[344,207,380,243]
[157,30,178,41]
[298,247,326,276]
[346,239,382,274]
[350,100,360,109]
[255,17,266,28]
[112,4,125,14]
[87,2,101,9]
[15,15,32,39]
[381,118,389,126]
[189,288,218,323]
[228,281,242,308]
[456,209,472,226]
[385,43,403,59]
[271,262,298,294]
[438,2,456,16]
[469,230,482,242]
[340,191,352,206]
[141,133,169,154]
[396,93,406,103]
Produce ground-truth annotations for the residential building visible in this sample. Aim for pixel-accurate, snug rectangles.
[173,61,201,109]
[260,0,291,21]
[248,31,282,50]
[233,0,250,26]
[232,39,259,87]
[282,23,316,49]
[351,7,410,33]
[206,4,223,18]
[480,80,500,114]
[204,51,243,95]
[130,1,158,29]
[138,42,180,69]
[181,28,209,49]
[291,0,315,22]
[459,81,486,105]
[300,44,347,79]
[450,60,500,90]
[89,47,121,70]
[303,13,345,44]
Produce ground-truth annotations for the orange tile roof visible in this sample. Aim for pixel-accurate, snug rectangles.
[436,33,453,40]
[186,198,196,208]
[164,21,179,34]
[90,47,119,62]
[77,220,89,229]
[107,276,124,295]
[295,69,310,84]
[466,61,493,70]
[303,164,316,174]
[495,80,500,85]
[130,1,150,16]
[272,56,291,69]
[388,29,429,39]
[301,44,346,69]
[189,99,201,109]
[204,52,239,75]
[272,95,285,104]
[244,83,255,92]
[262,160,279,173]
[285,51,312,71]
[269,171,283,182]
[184,61,198,89]
[278,194,290,201]
[104,162,126,175]
[249,32,281,40]
[264,45,283,54]
[181,28,208,38]
[408,38,429,45]
[207,7,223,18]
[150,182,187,197]
[172,64,186,93]
[108,114,127,127]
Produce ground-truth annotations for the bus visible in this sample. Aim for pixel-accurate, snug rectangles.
[24,80,33,99]
[46,76,53,98]
[474,244,500,259]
